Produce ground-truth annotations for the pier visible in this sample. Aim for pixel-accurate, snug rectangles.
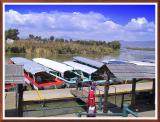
[5,82,153,103]
[5,63,155,117]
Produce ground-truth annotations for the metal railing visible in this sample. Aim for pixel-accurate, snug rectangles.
[76,104,140,117]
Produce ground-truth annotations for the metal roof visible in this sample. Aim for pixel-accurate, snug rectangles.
[5,64,24,84]
[10,57,51,74]
[106,64,155,80]
[10,57,32,65]
[103,59,128,64]
[33,58,74,74]
[73,56,104,68]
[63,61,97,74]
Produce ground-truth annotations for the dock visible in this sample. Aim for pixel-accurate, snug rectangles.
[22,82,153,102]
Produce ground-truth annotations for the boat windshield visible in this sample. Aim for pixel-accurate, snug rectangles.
[64,71,79,80]
[35,72,55,84]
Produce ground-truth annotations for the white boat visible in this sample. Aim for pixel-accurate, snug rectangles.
[33,58,90,87]
[64,61,106,85]
[129,61,155,66]
[9,57,65,90]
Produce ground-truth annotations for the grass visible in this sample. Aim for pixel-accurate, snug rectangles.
[6,40,120,56]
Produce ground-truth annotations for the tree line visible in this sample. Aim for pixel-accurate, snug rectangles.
[5,28,121,55]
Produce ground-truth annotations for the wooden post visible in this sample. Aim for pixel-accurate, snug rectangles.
[131,78,136,106]
[103,71,110,113]
[152,79,155,94]
[121,93,125,109]
[17,84,23,117]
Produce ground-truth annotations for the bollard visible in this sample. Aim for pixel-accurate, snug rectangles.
[122,104,128,117]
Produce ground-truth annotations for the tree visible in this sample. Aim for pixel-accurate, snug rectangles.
[108,41,121,50]
[5,28,19,40]
[49,36,54,41]
[29,34,34,40]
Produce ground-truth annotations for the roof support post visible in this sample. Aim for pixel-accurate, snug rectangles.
[152,79,155,104]
[17,84,23,117]
[103,71,110,113]
[131,78,136,106]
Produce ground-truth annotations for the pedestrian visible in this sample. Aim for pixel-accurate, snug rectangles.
[87,87,96,117]
[76,76,83,90]
[91,81,96,91]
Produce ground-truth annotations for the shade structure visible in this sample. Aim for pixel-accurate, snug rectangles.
[5,64,24,84]
[106,64,155,80]
[64,61,97,75]
[73,56,104,68]
[33,58,74,74]
[10,57,51,74]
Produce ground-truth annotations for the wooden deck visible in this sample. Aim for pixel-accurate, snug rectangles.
[22,82,153,102]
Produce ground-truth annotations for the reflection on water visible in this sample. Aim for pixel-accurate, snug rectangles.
[101,48,155,62]
[5,48,155,64]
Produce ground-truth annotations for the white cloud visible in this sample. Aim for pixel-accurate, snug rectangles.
[5,10,155,41]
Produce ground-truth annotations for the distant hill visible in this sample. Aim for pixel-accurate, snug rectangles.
[120,40,155,49]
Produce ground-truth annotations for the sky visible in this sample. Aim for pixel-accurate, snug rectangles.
[5,4,156,41]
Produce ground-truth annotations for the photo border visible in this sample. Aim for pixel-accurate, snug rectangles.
[0,0,159,121]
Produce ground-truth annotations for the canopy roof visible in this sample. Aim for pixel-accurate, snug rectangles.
[5,64,24,84]
[106,64,155,80]
[103,59,128,64]
[33,58,74,74]
[10,57,50,74]
[73,56,104,68]
[63,61,97,74]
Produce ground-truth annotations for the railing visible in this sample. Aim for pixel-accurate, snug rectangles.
[76,104,140,117]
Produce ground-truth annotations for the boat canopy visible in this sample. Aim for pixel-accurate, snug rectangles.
[10,57,32,65]
[33,58,74,74]
[103,59,128,64]
[63,61,97,75]
[11,57,51,74]
[73,56,104,68]
[129,61,155,66]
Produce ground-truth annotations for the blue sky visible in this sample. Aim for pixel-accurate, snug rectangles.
[5,4,155,41]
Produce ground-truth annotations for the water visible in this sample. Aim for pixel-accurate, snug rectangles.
[5,47,155,64]
[101,48,155,62]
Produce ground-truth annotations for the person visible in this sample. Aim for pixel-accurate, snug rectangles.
[76,76,82,90]
[87,87,96,117]
[91,81,96,91]
[36,76,42,83]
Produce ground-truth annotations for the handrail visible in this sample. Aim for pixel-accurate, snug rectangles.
[77,104,140,117]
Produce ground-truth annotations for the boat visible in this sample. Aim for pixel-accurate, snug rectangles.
[102,59,128,64]
[128,60,155,66]
[9,57,65,90]
[73,56,104,69]
[5,83,16,91]
[33,58,90,87]
[63,61,106,85]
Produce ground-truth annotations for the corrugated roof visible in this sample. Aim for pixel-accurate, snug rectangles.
[10,57,32,64]
[106,64,155,80]
[5,64,24,84]
[33,58,74,74]
[10,57,51,74]
[73,56,104,68]
[64,61,97,74]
